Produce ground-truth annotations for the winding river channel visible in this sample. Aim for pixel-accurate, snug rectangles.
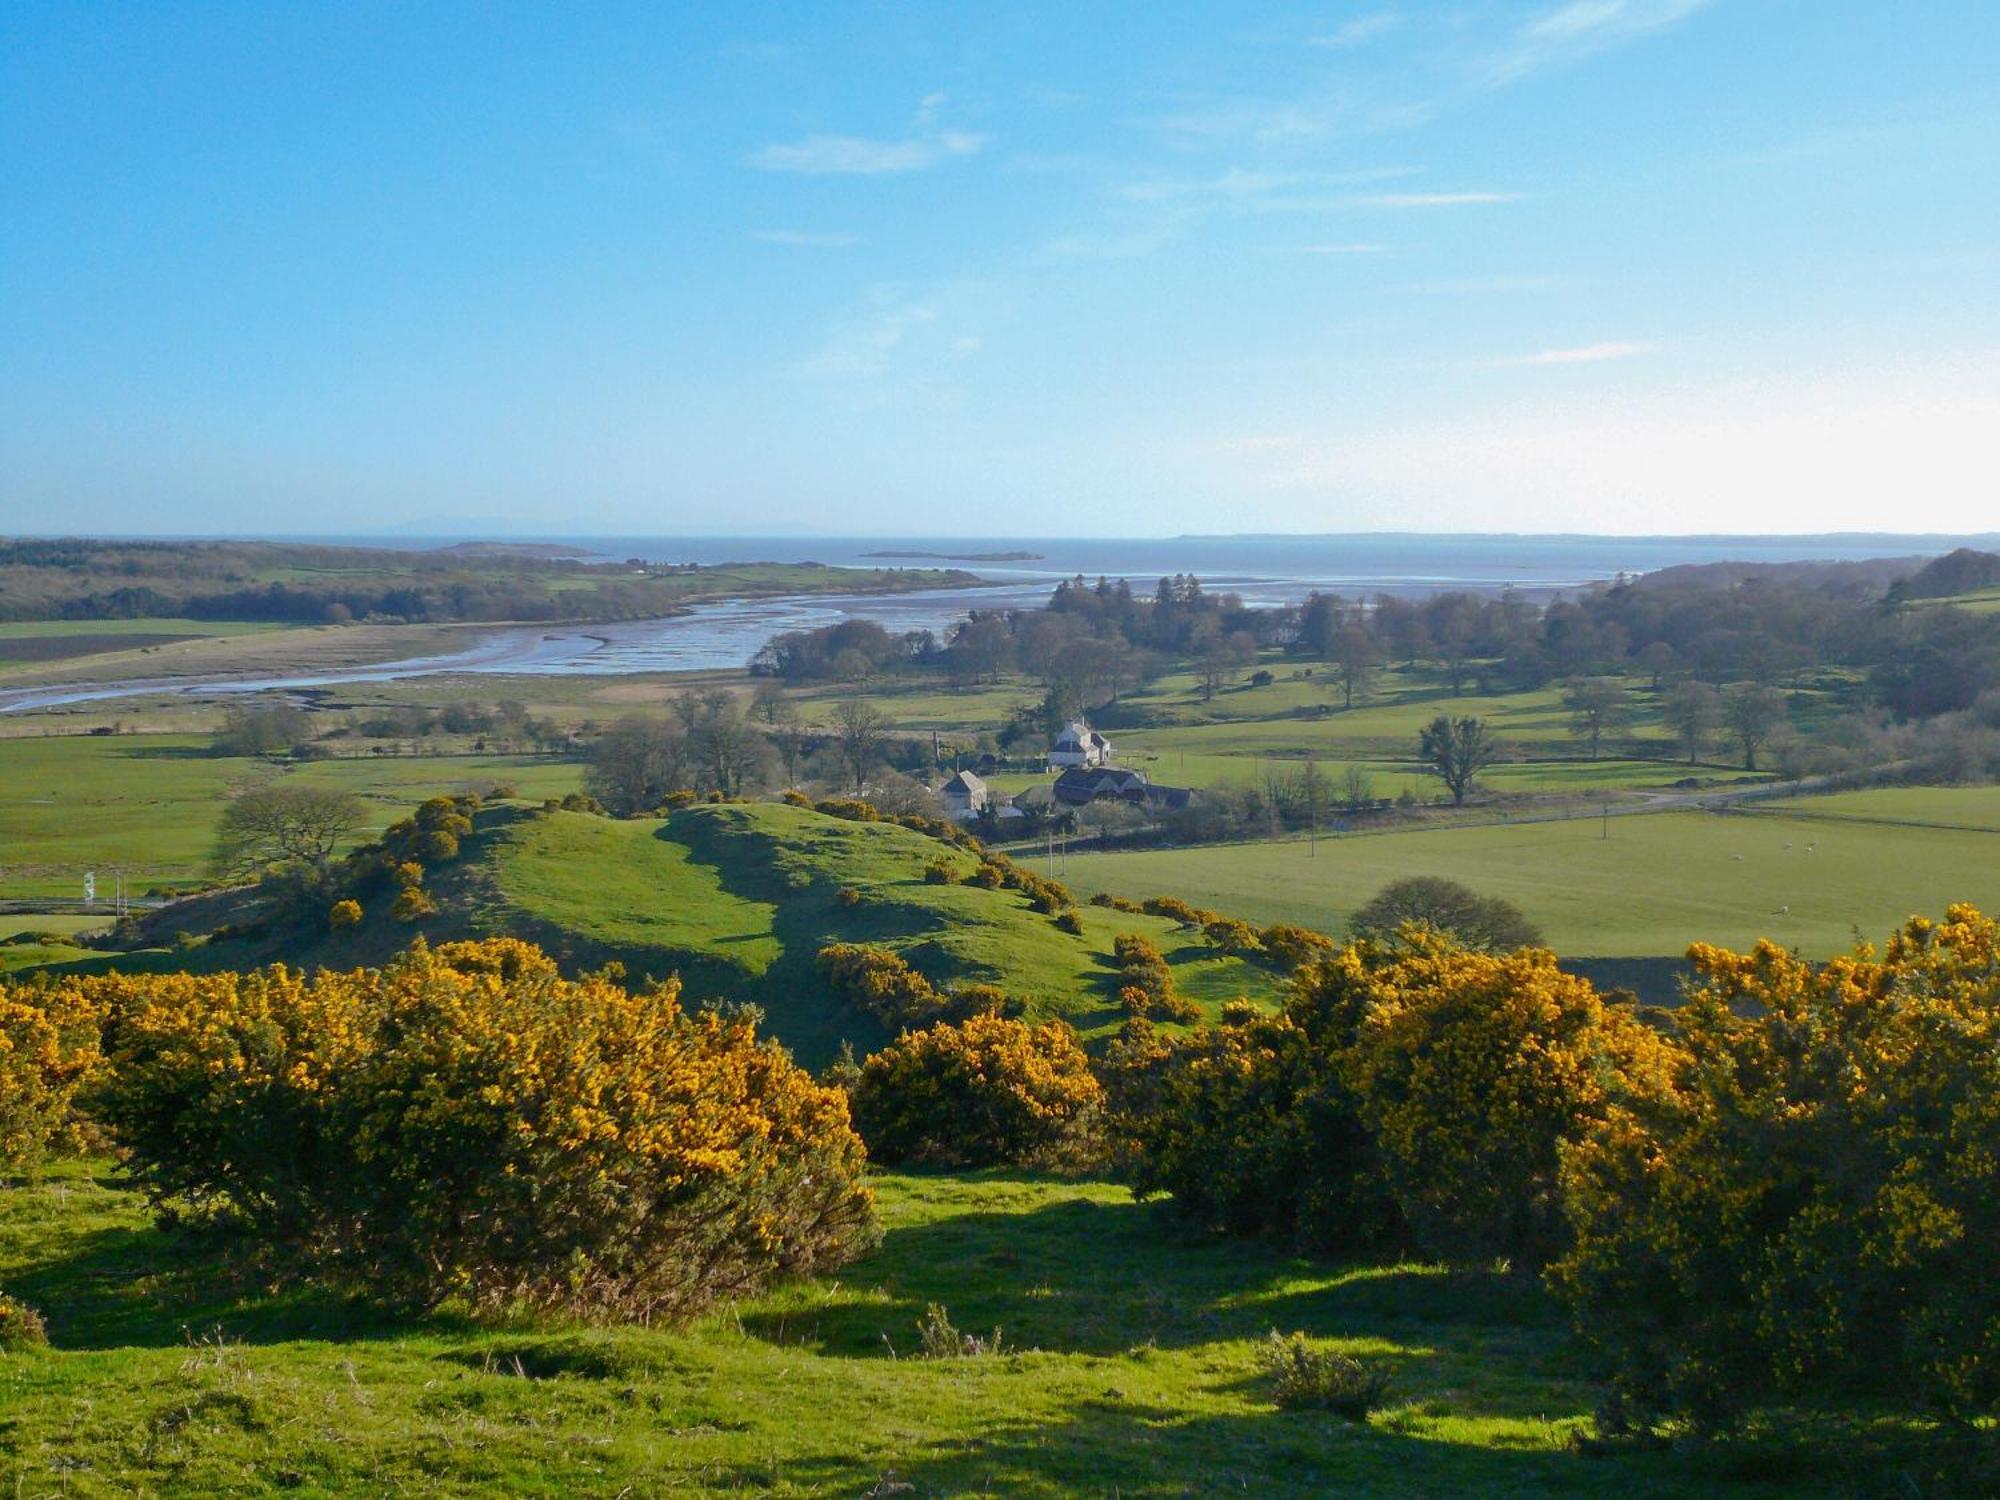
[0,582,1042,714]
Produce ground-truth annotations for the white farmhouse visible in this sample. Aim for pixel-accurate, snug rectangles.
[938,769,990,819]
[1048,720,1111,770]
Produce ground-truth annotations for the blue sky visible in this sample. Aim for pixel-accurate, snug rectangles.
[2,1,1996,537]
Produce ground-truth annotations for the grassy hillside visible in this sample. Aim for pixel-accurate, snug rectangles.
[1063,792,2000,962]
[469,802,1278,1062]
[0,1160,1821,1498]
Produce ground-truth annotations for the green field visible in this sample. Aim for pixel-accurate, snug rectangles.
[0,1161,1821,1498]
[0,735,583,901]
[1064,792,2000,961]
[472,803,1276,1060]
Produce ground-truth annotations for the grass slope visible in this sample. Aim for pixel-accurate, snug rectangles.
[1064,794,2000,962]
[476,803,1277,1062]
[0,1159,1820,1498]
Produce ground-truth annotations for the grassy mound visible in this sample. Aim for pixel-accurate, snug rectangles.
[471,803,1276,1063]
[88,801,1279,1065]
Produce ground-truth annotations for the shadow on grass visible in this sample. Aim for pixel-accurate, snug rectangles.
[700,1392,1773,1500]
[740,1184,1561,1371]
[7,1220,465,1352]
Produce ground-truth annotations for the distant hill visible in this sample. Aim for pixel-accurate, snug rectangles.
[1892,547,2000,601]
[112,801,1279,1066]
[1630,554,1925,593]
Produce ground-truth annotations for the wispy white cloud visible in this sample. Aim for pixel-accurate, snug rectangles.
[750,229,860,248]
[1406,273,1562,294]
[1357,190,1523,207]
[1284,242,1389,256]
[1315,12,1399,49]
[749,95,986,174]
[1482,340,1655,367]
[1480,0,1713,85]
[747,129,985,174]
[792,284,984,409]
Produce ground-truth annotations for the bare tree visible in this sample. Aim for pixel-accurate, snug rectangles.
[213,784,364,880]
[584,716,691,814]
[1563,677,1635,760]
[831,699,891,793]
[1419,715,1499,806]
[1722,683,1788,771]
[1663,680,1723,764]
[1331,623,1379,710]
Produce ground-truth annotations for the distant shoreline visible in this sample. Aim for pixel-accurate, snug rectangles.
[863,549,1045,563]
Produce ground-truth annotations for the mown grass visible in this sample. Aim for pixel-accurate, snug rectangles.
[0,1160,1828,1498]
[1064,793,2000,961]
[478,803,1276,1061]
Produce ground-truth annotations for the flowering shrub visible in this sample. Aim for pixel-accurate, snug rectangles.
[1107,931,1675,1266]
[328,898,363,930]
[1053,908,1085,935]
[1260,924,1335,973]
[1101,1000,1400,1253]
[816,944,1014,1030]
[1203,917,1263,956]
[88,939,877,1319]
[0,987,103,1173]
[1112,934,1174,1003]
[0,1293,47,1349]
[1551,905,2000,1431]
[1341,932,1678,1268]
[817,943,945,1030]
[849,1013,1102,1168]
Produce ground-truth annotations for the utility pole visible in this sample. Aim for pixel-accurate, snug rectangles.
[1601,801,1610,840]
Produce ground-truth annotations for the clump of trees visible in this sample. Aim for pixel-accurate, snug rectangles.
[1347,877,1543,952]
[78,938,878,1319]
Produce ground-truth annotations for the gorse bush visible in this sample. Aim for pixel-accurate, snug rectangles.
[0,1293,48,1350]
[1260,924,1335,973]
[1107,930,1676,1267]
[815,944,1015,1032]
[1552,905,2000,1433]
[849,1013,1102,1169]
[1102,997,1400,1254]
[89,939,877,1319]
[0,987,102,1174]
[818,944,946,1031]
[1341,932,1679,1269]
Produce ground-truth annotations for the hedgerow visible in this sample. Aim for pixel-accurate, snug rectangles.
[86,938,877,1319]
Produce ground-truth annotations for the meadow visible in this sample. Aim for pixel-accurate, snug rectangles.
[1062,793,2000,961]
[0,734,582,902]
[0,1161,1821,1499]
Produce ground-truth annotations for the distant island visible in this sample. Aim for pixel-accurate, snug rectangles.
[863,549,1044,562]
